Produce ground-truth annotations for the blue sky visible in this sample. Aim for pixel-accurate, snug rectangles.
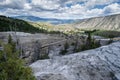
[0,0,120,19]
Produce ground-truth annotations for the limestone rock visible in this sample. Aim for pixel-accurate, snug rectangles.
[0,32,65,64]
[30,42,120,80]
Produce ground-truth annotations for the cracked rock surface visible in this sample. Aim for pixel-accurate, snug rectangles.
[31,41,120,80]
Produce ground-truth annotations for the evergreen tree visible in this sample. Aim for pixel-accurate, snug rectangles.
[8,34,12,44]
[85,30,96,49]
[0,36,36,80]
[60,42,69,55]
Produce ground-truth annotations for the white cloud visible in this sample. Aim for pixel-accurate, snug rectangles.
[70,4,86,14]
[84,0,119,8]
[86,8,103,17]
[103,3,120,14]
[0,0,27,9]
[31,0,60,10]
[0,0,120,19]
[24,3,32,10]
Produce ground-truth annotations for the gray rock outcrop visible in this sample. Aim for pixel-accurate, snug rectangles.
[0,32,65,64]
[30,41,120,80]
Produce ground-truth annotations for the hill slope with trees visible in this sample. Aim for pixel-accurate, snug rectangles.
[0,15,40,33]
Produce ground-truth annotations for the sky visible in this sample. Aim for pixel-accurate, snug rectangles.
[0,0,120,19]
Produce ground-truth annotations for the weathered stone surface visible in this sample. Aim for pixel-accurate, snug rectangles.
[0,32,65,63]
[30,42,120,80]
[20,41,41,64]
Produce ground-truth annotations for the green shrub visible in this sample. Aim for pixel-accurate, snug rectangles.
[60,49,67,55]
[64,42,69,50]
[39,54,49,60]
[71,42,75,46]
[60,42,69,55]
[93,30,120,38]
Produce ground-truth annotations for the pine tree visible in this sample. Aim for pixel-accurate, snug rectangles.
[0,36,36,80]
[8,34,12,44]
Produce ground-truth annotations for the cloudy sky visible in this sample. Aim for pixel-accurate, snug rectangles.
[0,0,120,19]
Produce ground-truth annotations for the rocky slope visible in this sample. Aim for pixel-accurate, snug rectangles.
[0,32,65,64]
[30,41,120,80]
[71,14,120,31]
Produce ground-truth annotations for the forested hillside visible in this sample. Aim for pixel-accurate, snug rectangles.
[0,15,40,33]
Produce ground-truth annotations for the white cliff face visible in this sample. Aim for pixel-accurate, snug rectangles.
[30,42,120,80]
[72,14,120,31]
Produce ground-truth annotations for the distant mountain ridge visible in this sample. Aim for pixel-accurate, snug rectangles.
[1,14,120,32]
[71,14,120,31]
[13,16,77,24]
